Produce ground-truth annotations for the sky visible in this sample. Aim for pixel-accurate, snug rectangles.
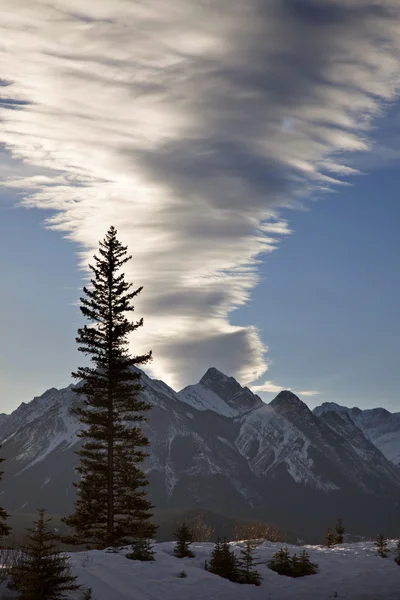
[1,0,400,414]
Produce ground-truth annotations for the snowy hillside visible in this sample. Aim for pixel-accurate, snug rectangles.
[2,540,398,600]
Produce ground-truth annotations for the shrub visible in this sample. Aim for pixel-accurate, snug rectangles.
[233,521,281,543]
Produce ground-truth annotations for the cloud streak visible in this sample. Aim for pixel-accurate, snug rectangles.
[1,0,400,390]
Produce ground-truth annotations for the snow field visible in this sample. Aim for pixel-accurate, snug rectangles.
[68,540,400,600]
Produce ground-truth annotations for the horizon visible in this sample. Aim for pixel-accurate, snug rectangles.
[1,364,397,418]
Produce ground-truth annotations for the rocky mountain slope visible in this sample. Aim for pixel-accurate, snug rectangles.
[1,368,399,539]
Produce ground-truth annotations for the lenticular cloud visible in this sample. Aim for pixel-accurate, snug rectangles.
[0,0,400,389]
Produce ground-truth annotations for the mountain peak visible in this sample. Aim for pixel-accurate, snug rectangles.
[270,390,310,413]
[199,367,229,385]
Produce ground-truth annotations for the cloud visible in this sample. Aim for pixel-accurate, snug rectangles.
[251,380,319,398]
[0,0,400,390]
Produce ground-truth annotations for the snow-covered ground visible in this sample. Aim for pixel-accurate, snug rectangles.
[1,540,399,599]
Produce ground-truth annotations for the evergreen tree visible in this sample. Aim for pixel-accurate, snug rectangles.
[268,547,292,577]
[126,535,155,561]
[0,451,11,538]
[297,549,318,576]
[8,509,81,600]
[375,533,389,558]
[394,540,400,566]
[82,589,93,600]
[237,540,262,585]
[174,523,194,558]
[62,226,155,548]
[335,517,345,544]
[324,527,336,547]
[208,537,223,575]
[220,538,239,582]
[291,552,299,577]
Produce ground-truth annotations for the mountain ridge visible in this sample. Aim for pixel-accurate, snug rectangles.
[1,368,399,539]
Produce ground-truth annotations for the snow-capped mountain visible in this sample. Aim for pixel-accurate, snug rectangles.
[314,403,400,468]
[1,368,400,539]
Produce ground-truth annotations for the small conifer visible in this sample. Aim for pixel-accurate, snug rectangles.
[375,533,389,558]
[335,518,345,544]
[324,527,336,547]
[8,508,81,600]
[237,540,262,585]
[174,523,194,558]
[291,552,299,577]
[394,540,400,566]
[220,538,239,582]
[268,547,292,577]
[297,549,318,576]
[126,535,155,561]
[208,537,223,575]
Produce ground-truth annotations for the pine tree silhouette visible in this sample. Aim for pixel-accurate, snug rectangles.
[335,518,345,544]
[0,452,11,539]
[174,523,194,558]
[237,540,262,585]
[62,226,155,548]
[126,535,155,561]
[324,527,336,547]
[8,509,81,600]
[375,533,389,558]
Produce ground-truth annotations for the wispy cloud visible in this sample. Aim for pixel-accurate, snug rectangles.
[0,0,400,390]
[251,380,319,398]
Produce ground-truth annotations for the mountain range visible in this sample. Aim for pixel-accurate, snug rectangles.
[1,367,399,541]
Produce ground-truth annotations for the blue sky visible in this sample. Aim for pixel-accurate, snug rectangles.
[1,1,400,414]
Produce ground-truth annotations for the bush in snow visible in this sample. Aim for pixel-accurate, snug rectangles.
[174,523,194,558]
[233,520,281,543]
[178,570,187,578]
[375,533,389,558]
[126,536,155,561]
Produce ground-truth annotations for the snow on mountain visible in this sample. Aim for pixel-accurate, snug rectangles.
[1,369,400,538]
[315,402,400,468]
[178,367,263,417]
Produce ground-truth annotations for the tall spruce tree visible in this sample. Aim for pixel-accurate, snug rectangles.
[0,451,11,538]
[8,509,80,600]
[63,226,155,548]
